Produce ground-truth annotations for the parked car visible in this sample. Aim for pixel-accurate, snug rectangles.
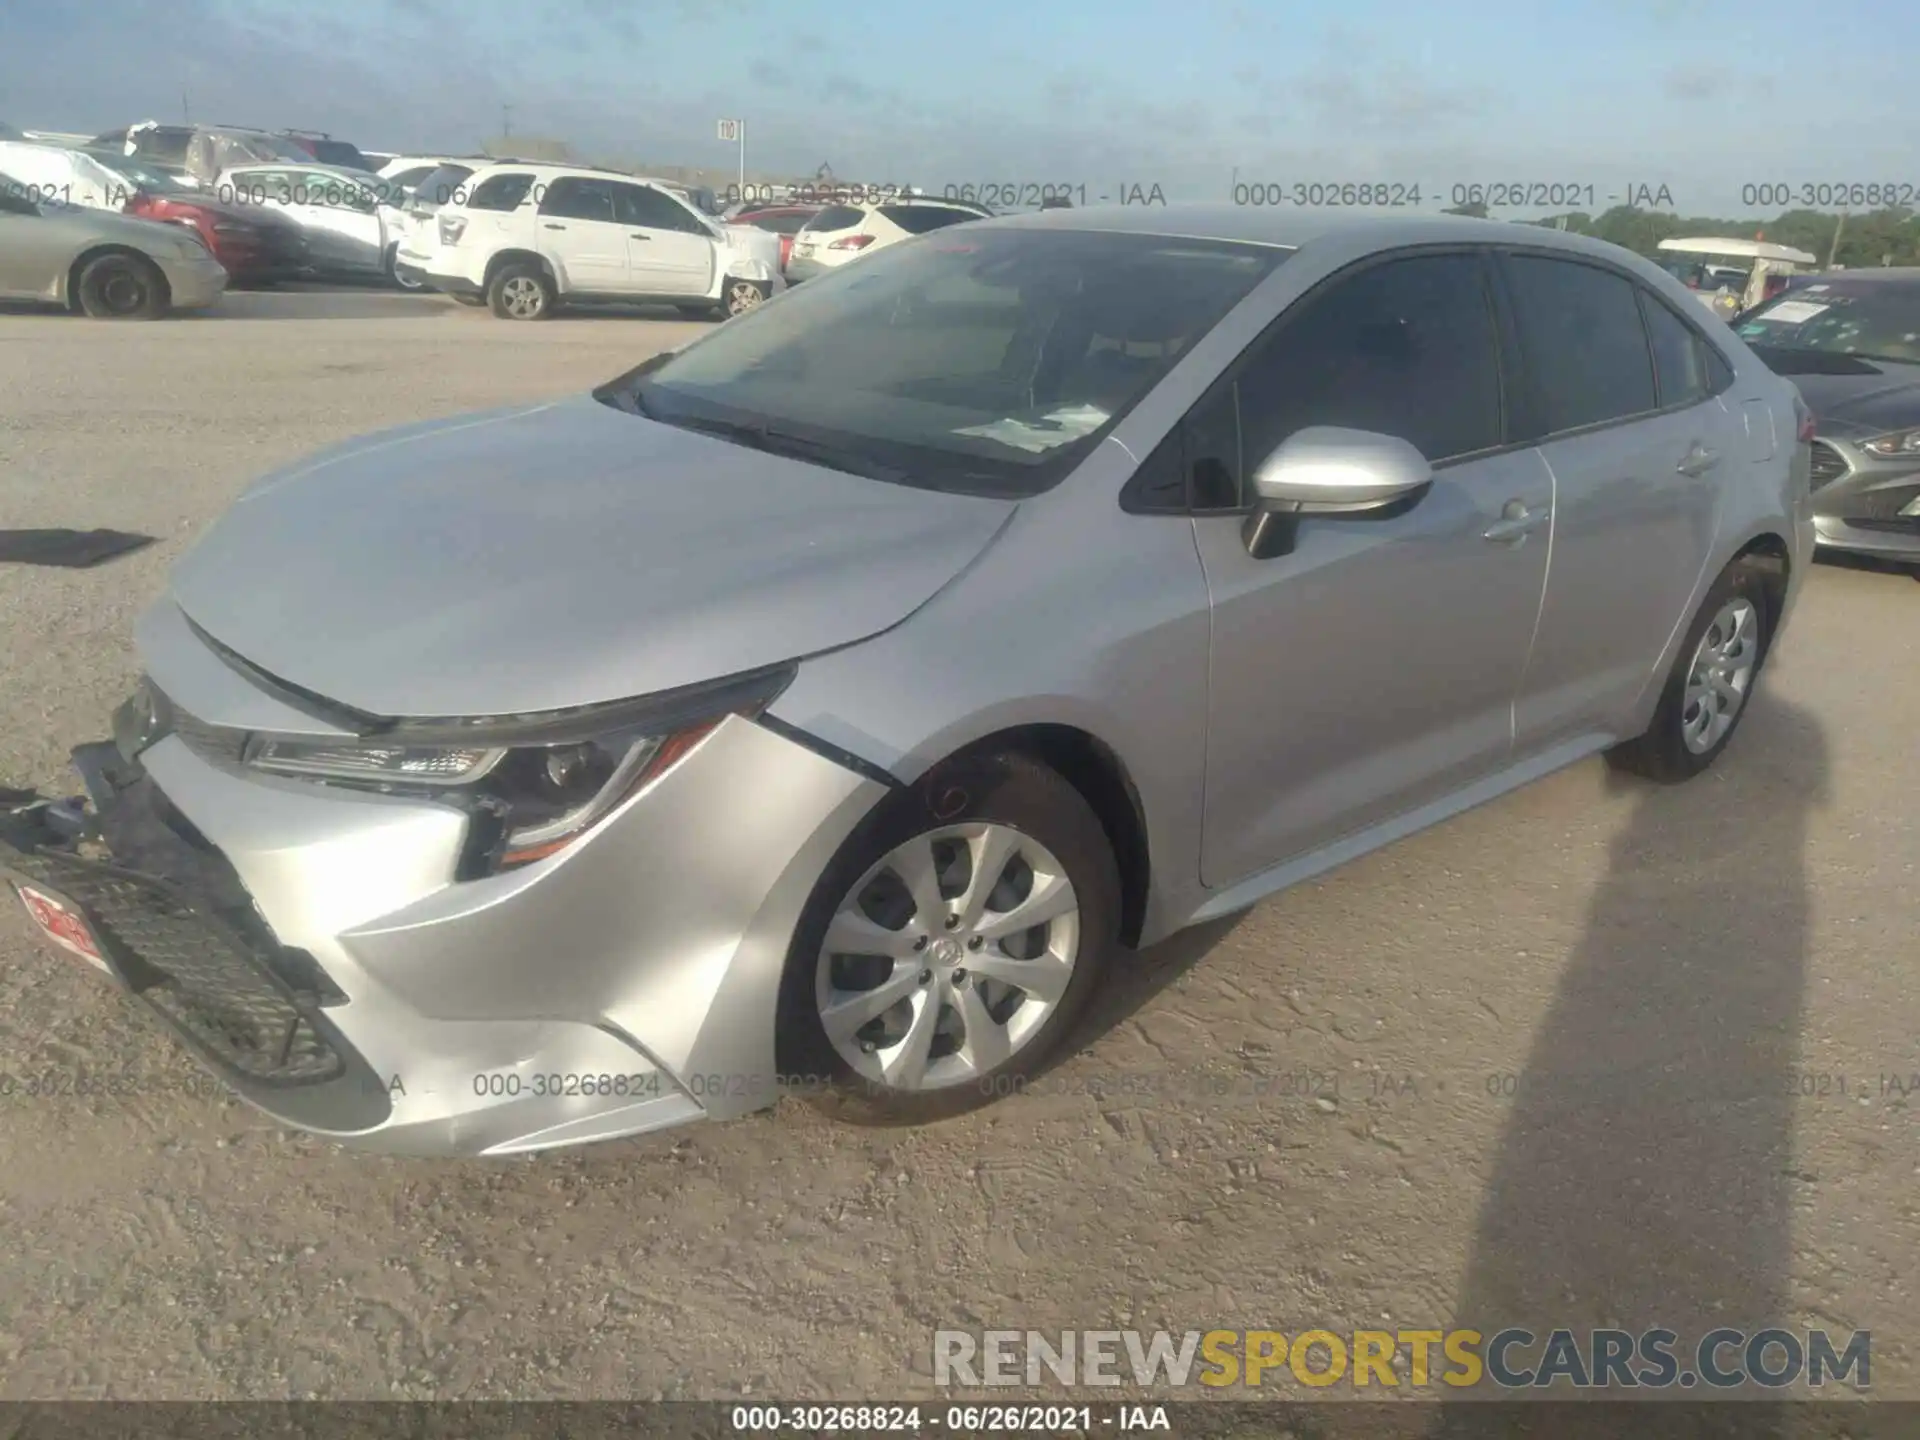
[405,162,784,319]
[89,122,312,186]
[0,171,228,316]
[277,130,373,171]
[384,161,483,293]
[729,203,821,272]
[213,162,399,281]
[1656,238,1816,320]
[0,208,1811,1155]
[1735,270,1920,566]
[376,154,473,198]
[0,141,311,285]
[785,197,990,281]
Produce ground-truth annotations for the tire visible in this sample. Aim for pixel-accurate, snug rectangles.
[74,252,168,319]
[720,276,770,318]
[777,751,1120,1126]
[1606,561,1772,783]
[386,245,425,291]
[486,261,554,320]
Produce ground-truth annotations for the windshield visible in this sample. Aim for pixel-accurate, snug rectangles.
[611,227,1286,497]
[83,150,188,195]
[1735,283,1920,364]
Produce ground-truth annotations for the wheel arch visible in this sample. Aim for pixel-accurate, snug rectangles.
[1727,529,1791,657]
[906,723,1153,948]
[481,248,557,290]
[64,244,169,312]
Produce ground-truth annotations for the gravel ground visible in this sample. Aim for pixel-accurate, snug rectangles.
[0,288,1916,1405]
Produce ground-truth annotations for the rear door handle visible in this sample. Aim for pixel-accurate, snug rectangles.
[629,233,651,241]
[1483,500,1550,544]
[1677,443,1721,477]
[543,223,566,230]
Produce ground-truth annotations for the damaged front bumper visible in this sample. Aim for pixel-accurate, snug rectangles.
[1,697,885,1156]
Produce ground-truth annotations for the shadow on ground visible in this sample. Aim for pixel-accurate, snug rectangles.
[1432,691,1834,1438]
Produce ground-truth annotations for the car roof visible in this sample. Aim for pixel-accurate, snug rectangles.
[982,203,1658,261]
[220,158,381,178]
[459,160,684,186]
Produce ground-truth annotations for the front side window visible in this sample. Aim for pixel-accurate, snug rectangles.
[466,172,535,212]
[615,183,708,234]
[1236,252,1505,472]
[1504,254,1658,433]
[612,229,1286,497]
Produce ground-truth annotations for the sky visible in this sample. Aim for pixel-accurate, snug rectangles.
[0,0,1913,215]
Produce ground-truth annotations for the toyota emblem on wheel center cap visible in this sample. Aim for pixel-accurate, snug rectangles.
[929,937,964,966]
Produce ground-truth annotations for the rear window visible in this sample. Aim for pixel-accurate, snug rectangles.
[465,172,535,212]
[802,205,864,233]
[412,163,475,207]
[882,204,982,235]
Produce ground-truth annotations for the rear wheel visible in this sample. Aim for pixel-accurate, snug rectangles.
[1607,561,1771,782]
[75,252,168,319]
[779,752,1119,1125]
[487,262,554,320]
[386,244,425,291]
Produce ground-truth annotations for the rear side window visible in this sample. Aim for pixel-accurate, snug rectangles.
[803,205,864,233]
[882,204,979,235]
[1640,292,1711,409]
[466,172,535,211]
[540,176,617,222]
[1504,255,1657,433]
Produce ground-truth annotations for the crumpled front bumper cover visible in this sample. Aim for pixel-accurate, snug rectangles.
[2,705,888,1156]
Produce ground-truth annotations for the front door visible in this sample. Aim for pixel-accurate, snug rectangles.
[612,182,717,297]
[1194,250,1553,888]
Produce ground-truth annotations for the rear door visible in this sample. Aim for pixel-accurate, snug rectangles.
[1500,251,1729,746]
[612,181,717,295]
[536,176,630,292]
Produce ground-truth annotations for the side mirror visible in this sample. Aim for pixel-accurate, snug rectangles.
[1243,426,1433,559]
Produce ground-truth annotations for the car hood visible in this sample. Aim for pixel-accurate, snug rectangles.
[166,396,1017,719]
[1756,349,1920,441]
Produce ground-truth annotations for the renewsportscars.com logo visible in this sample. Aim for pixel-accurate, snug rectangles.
[933,1327,1871,1391]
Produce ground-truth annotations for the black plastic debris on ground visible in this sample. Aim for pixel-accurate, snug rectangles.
[0,529,156,568]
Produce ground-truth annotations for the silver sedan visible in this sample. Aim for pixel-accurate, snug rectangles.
[0,171,227,316]
[1,206,1812,1154]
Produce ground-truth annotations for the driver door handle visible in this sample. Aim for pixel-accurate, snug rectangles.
[1677,443,1721,477]
[629,233,652,241]
[1483,500,1551,544]
[543,222,566,230]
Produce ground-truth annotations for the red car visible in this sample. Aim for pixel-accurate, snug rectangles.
[730,205,822,273]
[85,150,311,286]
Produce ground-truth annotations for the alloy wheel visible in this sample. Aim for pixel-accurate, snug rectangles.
[1681,596,1759,753]
[501,275,546,318]
[814,823,1080,1092]
[726,279,765,316]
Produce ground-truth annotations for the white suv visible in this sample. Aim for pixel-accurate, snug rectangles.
[784,197,991,282]
[409,162,784,320]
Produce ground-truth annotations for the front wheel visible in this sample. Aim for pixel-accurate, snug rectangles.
[1606,561,1772,782]
[386,245,425,291]
[720,276,770,318]
[75,252,169,319]
[487,262,554,320]
[778,753,1119,1125]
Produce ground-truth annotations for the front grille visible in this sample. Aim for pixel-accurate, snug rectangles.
[4,844,344,1085]
[1809,441,1849,490]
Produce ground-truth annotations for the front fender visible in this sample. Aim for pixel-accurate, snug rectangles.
[725,255,776,283]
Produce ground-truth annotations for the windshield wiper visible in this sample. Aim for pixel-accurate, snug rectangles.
[672,415,911,484]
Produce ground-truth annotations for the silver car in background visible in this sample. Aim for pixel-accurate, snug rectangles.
[1,208,1813,1155]
[0,171,228,317]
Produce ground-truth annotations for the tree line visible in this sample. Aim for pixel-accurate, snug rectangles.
[1442,201,1920,268]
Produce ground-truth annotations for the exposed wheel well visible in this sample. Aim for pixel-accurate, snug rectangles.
[65,245,168,312]
[928,725,1151,947]
[482,249,555,289]
[1730,532,1791,658]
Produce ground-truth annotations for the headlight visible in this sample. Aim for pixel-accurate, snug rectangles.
[1861,428,1920,458]
[243,663,794,870]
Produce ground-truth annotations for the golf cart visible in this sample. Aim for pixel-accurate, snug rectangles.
[1657,237,1818,320]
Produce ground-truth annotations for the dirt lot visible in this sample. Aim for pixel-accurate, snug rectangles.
[0,288,1916,1404]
